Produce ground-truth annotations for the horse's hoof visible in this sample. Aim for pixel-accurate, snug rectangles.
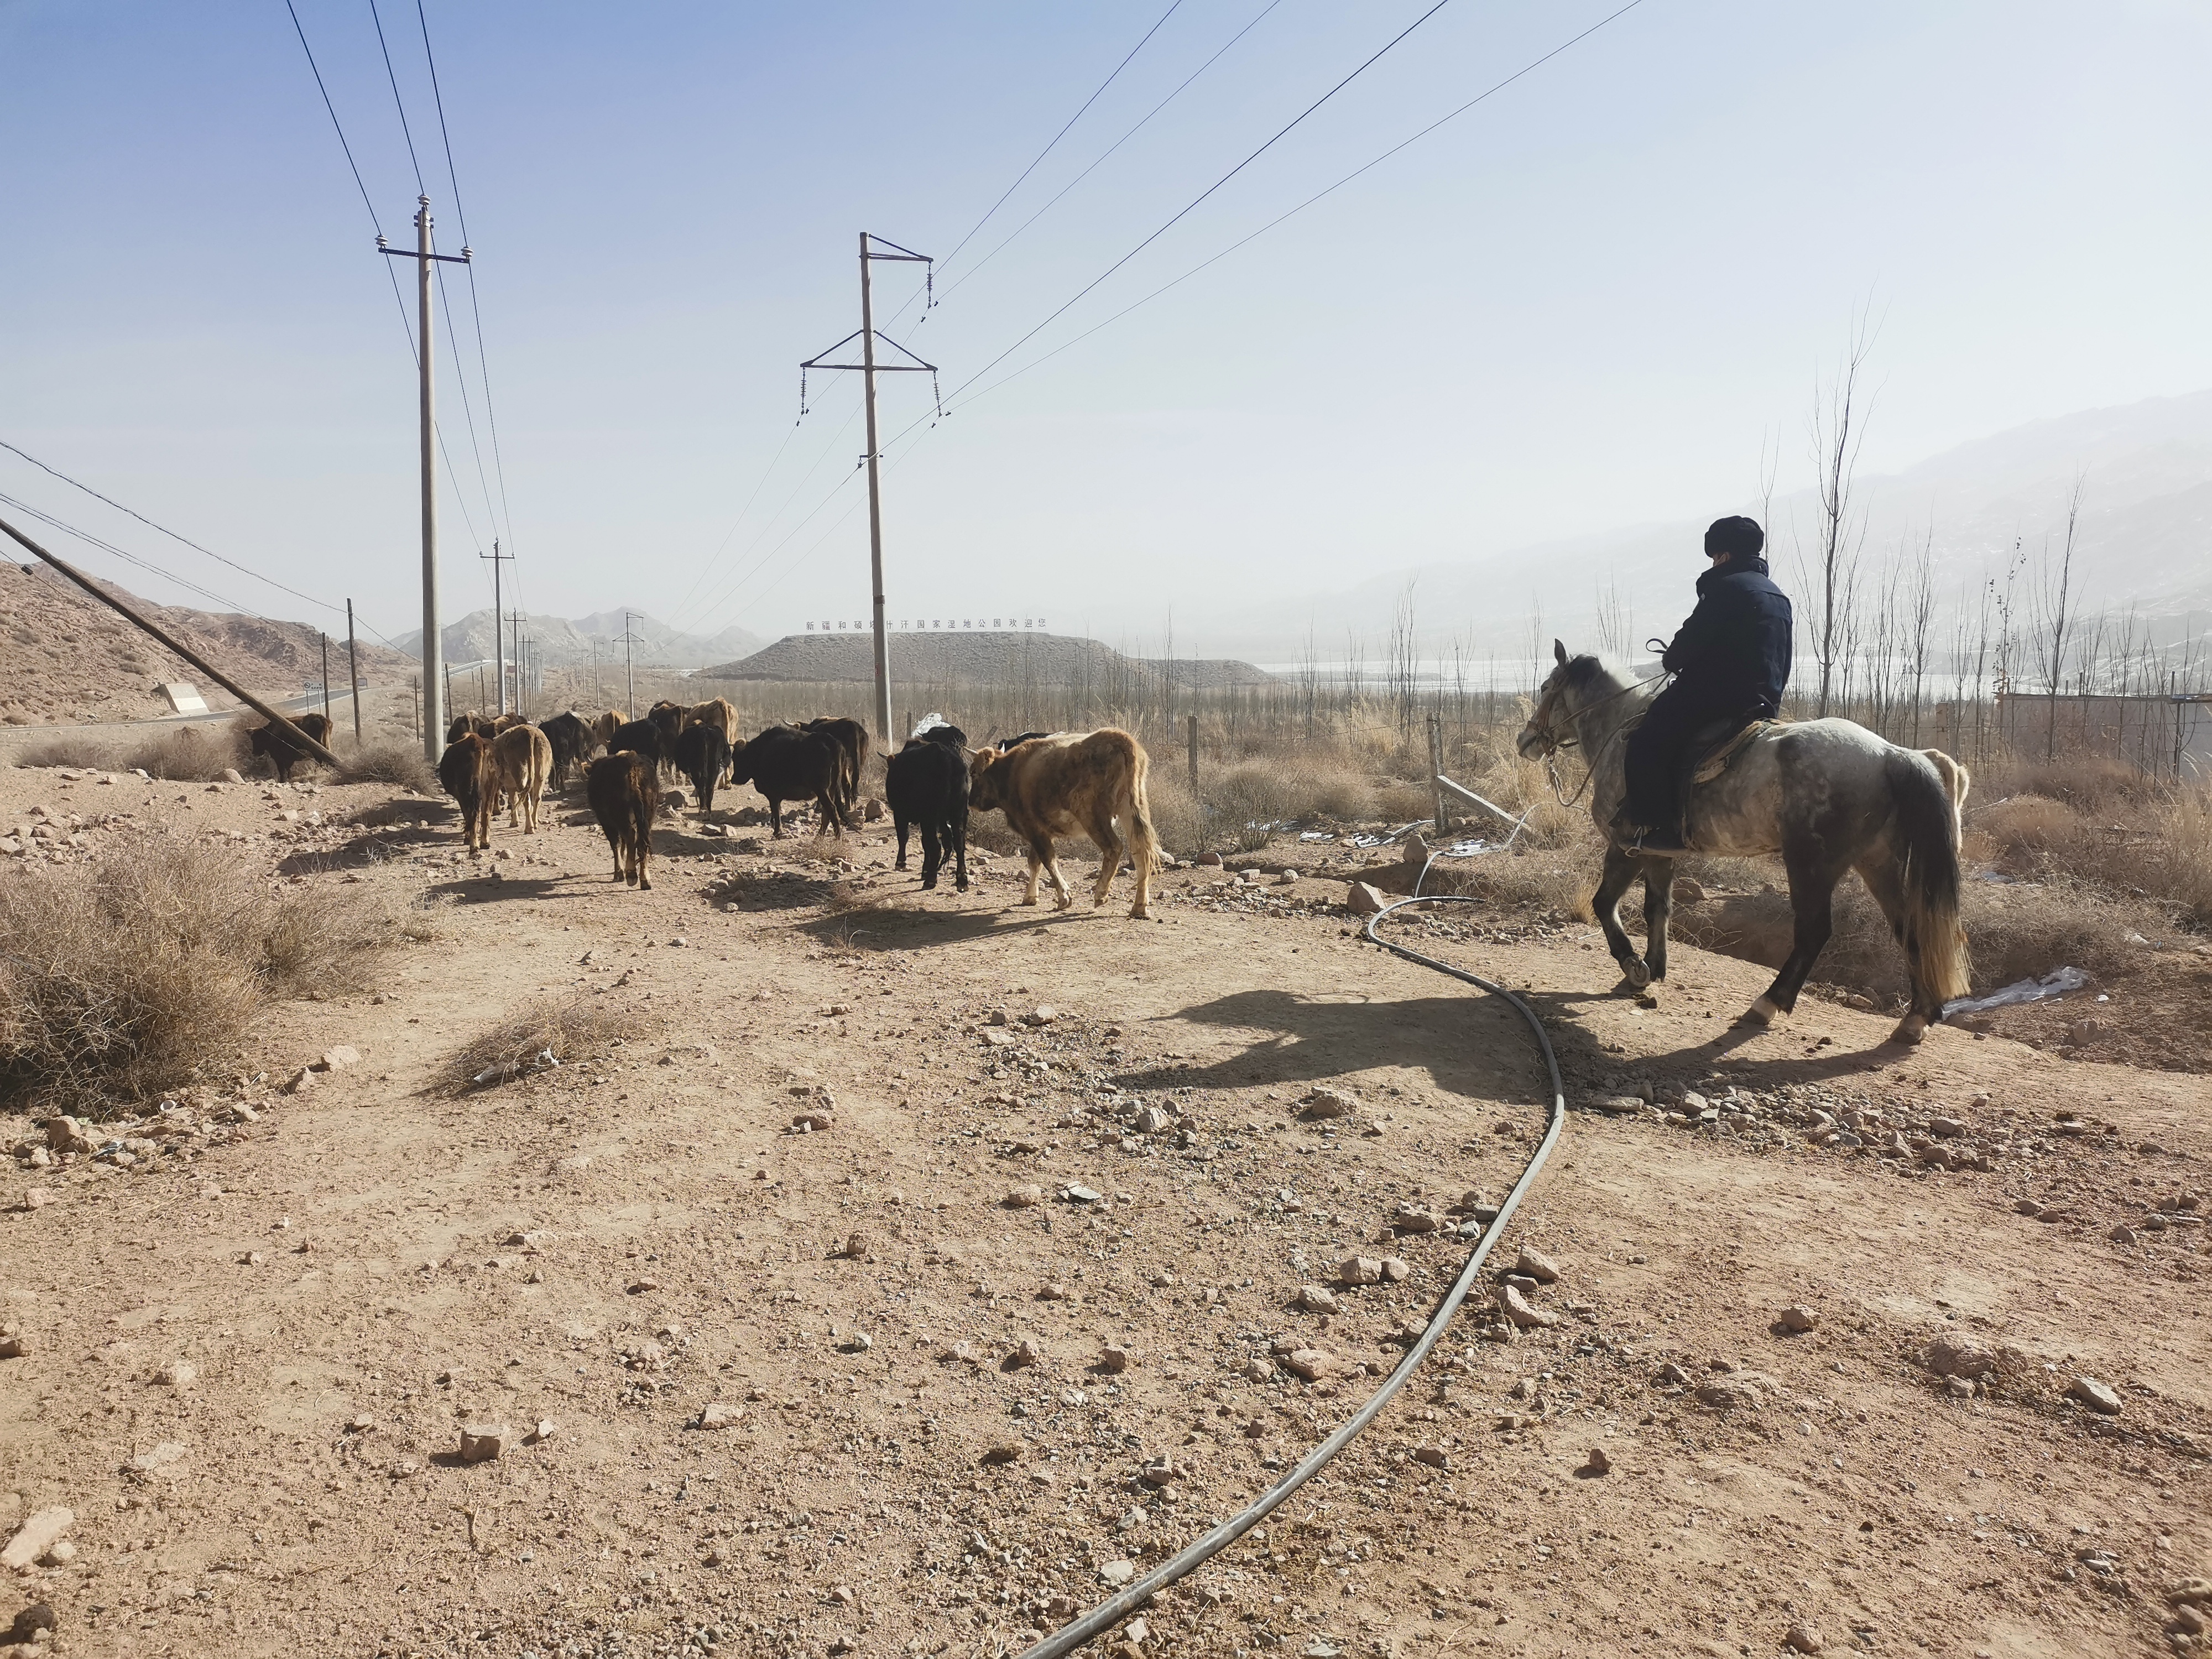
[1129,906,1151,921]
[1888,1015,1928,1045]
[1622,959,1651,990]
[1737,997,1778,1029]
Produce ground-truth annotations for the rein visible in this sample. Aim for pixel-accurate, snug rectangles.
[1527,670,1667,808]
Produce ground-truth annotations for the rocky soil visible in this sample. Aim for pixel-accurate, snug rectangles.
[0,758,2207,1659]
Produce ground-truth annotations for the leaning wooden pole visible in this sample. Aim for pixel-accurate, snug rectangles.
[0,514,342,769]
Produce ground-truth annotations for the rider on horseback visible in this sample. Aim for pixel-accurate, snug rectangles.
[1613,515,1792,853]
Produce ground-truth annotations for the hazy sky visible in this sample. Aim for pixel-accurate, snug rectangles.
[4,1,2207,653]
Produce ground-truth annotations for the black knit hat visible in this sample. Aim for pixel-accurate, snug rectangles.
[1704,515,1765,561]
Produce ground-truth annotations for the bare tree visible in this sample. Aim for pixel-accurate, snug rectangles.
[1801,316,1878,717]
[1905,525,1937,745]
[1387,580,1419,741]
[2032,475,2086,760]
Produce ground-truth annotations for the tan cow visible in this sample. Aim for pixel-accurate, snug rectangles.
[493,722,554,833]
[591,711,622,752]
[685,696,738,742]
[967,728,1157,919]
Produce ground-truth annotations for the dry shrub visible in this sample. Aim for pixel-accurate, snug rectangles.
[448,996,623,1094]
[1419,847,1594,919]
[0,841,399,1112]
[1207,756,1374,851]
[1961,780,2212,928]
[126,722,250,781]
[336,743,436,791]
[1145,766,1203,858]
[14,733,122,770]
[1674,867,2167,1004]
[12,723,248,781]
[1967,795,2077,871]
[1976,751,2153,811]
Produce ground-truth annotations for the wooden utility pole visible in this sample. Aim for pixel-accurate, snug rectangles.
[379,196,470,763]
[320,633,332,726]
[1428,711,1448,835]
[800,233,938,749]
[617,612,644,720]
[482,540,512,715]
[0,514,338,767]
[1186,713,1199,800]
[346,600,363,745]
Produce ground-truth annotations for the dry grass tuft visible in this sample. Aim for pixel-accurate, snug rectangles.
[448,997,624,1094]
[16,722,252,781]
[128,723,251,781]
[0,840,400,1113]
[14,733,122,770]
[335,743,437,791]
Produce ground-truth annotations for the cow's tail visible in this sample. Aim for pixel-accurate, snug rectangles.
[1122,737,1159,877]
[1887,748,1970,1007]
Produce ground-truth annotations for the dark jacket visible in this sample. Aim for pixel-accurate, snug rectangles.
[1660,556,1793,714]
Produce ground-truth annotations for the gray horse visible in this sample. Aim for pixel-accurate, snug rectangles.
[1517,643,1971,1044]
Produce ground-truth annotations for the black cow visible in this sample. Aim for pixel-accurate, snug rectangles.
[885,723,969,891]
[801,716,870,830]
[540,711,596,790]
[609,718,664,766]
[672,722,731,816]
[436,731,495,854]
[585,750,659,889]
[729,725,846,838]
[249,712,333,782]
[646,700,686,777]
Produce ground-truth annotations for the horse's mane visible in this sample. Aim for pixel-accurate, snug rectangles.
[1562,651,1640,699]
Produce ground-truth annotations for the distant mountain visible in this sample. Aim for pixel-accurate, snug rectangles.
[1194,389,2212,662]
[393,609,765,670]
[3,562,414,726]
[702,630,1276,690]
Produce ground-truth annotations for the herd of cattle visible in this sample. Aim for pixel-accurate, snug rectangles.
[281,699,1172,917]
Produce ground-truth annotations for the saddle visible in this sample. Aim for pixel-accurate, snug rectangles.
[1686,713,1774,787]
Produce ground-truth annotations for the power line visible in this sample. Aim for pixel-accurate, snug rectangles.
[0,440,344,617]
[943,0,1649,418]
[283,0,421,353]
[937,1,1188,274]
[284,0,384,235]
[943,0,1463,406]
[0,491,259,615]
[936,0,1288,305]
[415,0,521,561]
[368,0,428,196]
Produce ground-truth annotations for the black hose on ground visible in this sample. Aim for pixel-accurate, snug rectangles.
[1013,895,1568,1658]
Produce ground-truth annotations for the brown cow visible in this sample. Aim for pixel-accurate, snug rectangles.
[586,751,659,889]
[967,728,1158,919]
[249,711,333,782]
[493,722,554,832]
[437,731,497,854]
[446,711,495,744]
[591,711,622,752]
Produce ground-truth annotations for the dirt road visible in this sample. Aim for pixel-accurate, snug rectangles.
[1,763,2205,1659]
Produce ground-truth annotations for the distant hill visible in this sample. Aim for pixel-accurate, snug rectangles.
[2,562,416,726]
[393,609,765,670]
[1197,388,2212,662]
[702,630,1276,689]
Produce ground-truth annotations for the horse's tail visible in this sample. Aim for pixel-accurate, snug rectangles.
[1888,748,1971,1005]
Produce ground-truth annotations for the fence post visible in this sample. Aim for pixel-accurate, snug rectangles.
[1186,712,1199,801]
[1428,711,1448,835]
